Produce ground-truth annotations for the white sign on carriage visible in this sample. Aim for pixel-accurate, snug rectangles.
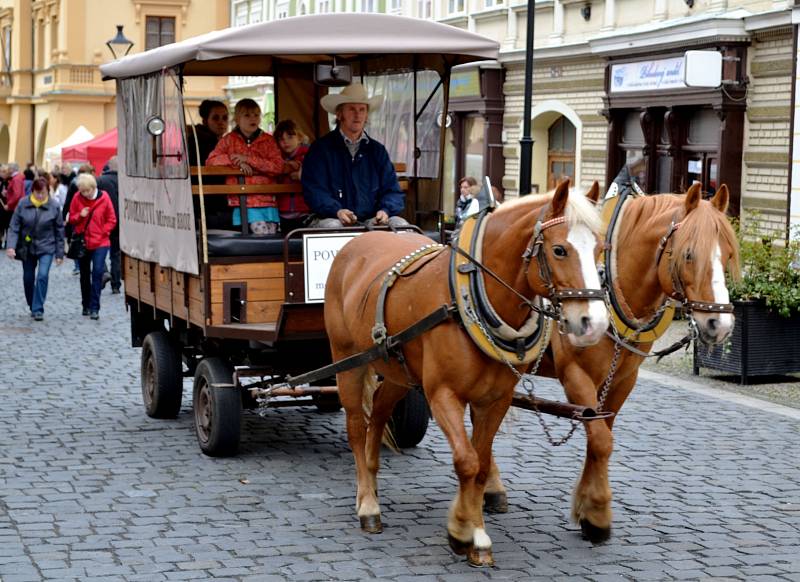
[303,232,360,302]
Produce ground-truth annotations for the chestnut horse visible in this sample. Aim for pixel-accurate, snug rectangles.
[484,182,739,542]
[324,180,609,566]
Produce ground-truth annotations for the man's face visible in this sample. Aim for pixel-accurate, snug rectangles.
[337,103,369,137]
[206,106,229,138]
[236,108,261,136]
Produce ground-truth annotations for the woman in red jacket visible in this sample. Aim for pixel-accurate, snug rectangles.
[68,174,116,320]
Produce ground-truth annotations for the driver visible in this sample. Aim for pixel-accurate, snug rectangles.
[301,83,408,228]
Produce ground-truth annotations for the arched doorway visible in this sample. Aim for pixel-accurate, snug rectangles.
[546,116,576,191]
[35,119,48,167]
[529,100,582,194]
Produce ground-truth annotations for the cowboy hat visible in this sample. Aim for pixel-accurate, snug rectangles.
[320,83,384,114]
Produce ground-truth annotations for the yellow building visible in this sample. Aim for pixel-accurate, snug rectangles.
[0,0,229,167]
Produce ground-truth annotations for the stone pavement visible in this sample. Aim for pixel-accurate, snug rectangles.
[1,256,799,582]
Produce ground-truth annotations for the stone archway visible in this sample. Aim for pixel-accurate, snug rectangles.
[526,100,583,192]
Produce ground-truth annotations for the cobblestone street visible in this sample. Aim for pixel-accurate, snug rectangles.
[1,257,800,581]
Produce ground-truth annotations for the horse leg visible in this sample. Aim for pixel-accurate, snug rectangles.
[364,378,410,488]
[569,371,637,543]
[469,406,508,514]
[337,366,383,533]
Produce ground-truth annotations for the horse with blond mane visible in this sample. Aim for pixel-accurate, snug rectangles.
[324,180,609,566]
[483,182,739,542]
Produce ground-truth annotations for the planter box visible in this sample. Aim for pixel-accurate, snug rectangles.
[693,300,800,385]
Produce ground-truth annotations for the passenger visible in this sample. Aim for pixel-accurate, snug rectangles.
[69,174,116,320]
[274,119,311,232]
[301,83,408,228]
[188,99,229,166]
[5,178,65,321]
[207,98,285,236]
[455,176,477,223]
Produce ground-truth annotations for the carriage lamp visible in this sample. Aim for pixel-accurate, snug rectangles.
[146,116,166,137]
[106,25,134,59]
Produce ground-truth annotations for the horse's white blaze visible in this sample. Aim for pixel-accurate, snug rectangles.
[567,224,609,333]
[711,243,734,332]
[473,527,492,549]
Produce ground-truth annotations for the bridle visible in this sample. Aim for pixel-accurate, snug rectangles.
[521,205,606,315]
[655,215,734,316]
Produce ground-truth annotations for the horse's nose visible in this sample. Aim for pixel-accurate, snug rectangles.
[580,316,592,336]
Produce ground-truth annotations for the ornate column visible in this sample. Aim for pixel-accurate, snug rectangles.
[550,0,564,42]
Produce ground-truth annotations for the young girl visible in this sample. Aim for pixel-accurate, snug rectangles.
[274,119,311,232]
[206,99,286,235]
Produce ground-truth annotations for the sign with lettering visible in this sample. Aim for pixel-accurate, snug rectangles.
[303,232,360,303]
[610,57,686,93]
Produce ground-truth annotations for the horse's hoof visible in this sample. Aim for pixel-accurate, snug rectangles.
[580,519,611,543]
[360,514,383,533]
[467,546,495,568]
[483,491,508,514]
[447,533,472,556]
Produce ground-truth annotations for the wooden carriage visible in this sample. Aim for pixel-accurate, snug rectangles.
[101,14,500,456]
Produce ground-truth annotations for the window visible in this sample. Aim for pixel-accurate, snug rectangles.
[276,1,290,18]
[387,0,402,13]
[448,0,465,13]
[360,0,375,11]
[234,0,263,26]
[547,116,576,190]
[484,0,503,6]
[417,0,431,18]
[145,16,175,50]
[317,0,331,12]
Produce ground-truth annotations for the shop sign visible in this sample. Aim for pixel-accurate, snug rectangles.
[610,57,686,93]
[450,70,481,98]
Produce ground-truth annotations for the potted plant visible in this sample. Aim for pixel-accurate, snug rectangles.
[693,219,800,384]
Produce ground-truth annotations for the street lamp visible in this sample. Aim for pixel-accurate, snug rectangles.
[106,25,134,59]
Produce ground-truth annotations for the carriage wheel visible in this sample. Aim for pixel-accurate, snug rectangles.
[193,358,241,457]
[314,392,342,413]
[140,331,183,419]
[390,387,430,448]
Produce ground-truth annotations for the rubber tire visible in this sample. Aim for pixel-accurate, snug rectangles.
[193,357,241,457]
[314,393,342,413]
[140,331,183,419]
[390,387,430,448]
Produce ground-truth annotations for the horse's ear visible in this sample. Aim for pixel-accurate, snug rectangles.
[586,181,600,203]
[710,184,729,214]
[684,182,702,214]
[549,178,570,218]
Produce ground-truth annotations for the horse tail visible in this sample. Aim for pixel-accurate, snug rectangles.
[360,366,400,453]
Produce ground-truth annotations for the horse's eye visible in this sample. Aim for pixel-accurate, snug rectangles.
[685,251,694,261]
[552,245,568,259]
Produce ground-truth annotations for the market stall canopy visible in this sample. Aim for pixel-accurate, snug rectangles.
[44,126,94,169]
[100,13,500,80]
[62,127,118,172]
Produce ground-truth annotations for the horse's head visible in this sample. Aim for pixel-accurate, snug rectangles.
[525,180,609,347]
[658,183,740,345]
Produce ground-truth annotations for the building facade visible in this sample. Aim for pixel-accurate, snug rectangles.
[0,0,229,168]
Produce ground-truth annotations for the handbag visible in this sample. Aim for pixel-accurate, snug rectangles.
[14,237,31,262]
[67,199,100,260]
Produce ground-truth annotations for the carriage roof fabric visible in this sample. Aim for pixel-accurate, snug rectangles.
[100,13,500,80]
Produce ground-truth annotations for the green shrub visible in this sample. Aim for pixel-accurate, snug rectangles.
[728,219,800,318]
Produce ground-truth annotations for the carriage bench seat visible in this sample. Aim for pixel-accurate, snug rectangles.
[206,231,303,258]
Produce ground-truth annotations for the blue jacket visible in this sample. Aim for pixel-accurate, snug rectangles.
[7,196,65,259]
[302,130,404,221]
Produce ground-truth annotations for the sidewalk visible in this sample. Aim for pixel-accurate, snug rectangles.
[640,317,800,409]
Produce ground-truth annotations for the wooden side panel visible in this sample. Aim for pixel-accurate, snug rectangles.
[170,271,188,321]
[138,261,155,306]
[154,266,172,314]
[188,274,205,328]
[209,262,284,325]
[124,255,139,300]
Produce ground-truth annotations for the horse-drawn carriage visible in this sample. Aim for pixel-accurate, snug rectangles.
[102,16,741,567]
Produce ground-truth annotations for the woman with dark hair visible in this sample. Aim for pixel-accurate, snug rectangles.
[188,99,229,166]
[5,178,65,320]
[455,176,478,222]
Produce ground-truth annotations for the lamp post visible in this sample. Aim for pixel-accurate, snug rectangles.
[518,0,535,196]
[106,25,134,59]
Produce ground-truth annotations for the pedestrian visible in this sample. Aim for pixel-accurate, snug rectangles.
[95,156,121,294]
[68,174,116,320]
[0,164,10,249]
[5,178,65,321]
[63,164,94,275]
[455,176,477,223]
[5,162,26,214]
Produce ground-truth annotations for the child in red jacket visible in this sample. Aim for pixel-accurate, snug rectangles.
[274,119,311,232]
[206,99,287,235]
